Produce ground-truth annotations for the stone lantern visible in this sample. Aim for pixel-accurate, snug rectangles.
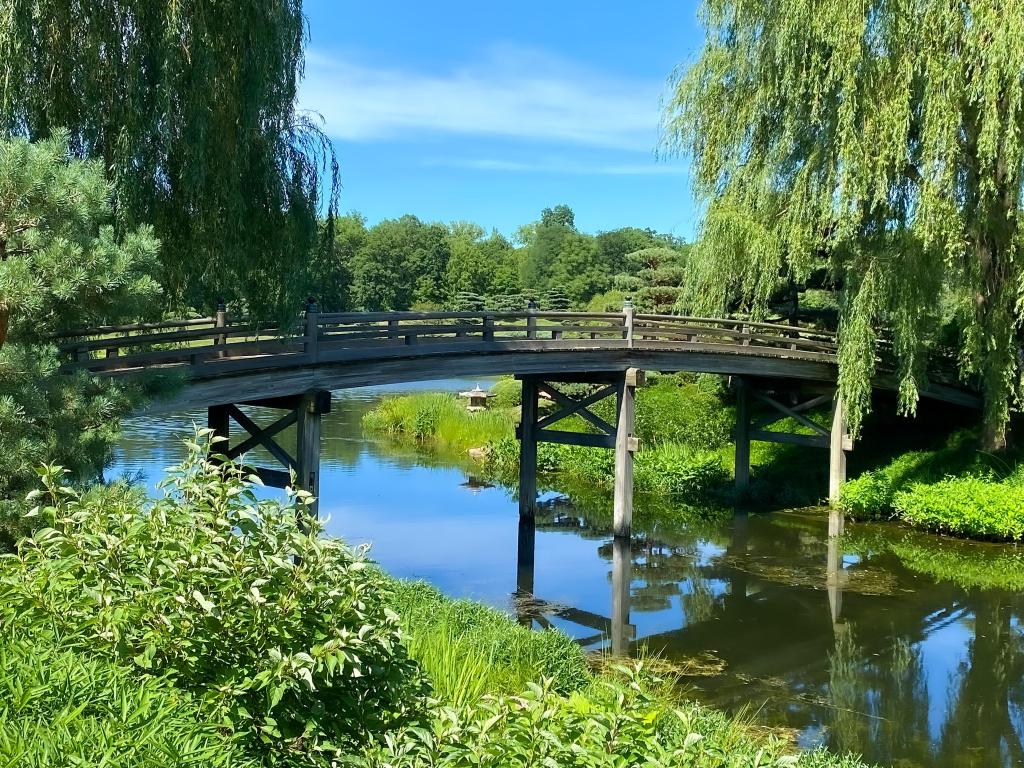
[459,383,492,412]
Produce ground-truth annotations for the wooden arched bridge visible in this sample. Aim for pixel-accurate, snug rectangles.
[57,303,977,537]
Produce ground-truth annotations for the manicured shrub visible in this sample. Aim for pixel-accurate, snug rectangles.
[892,477,1024,540]
[0,433,424,763]
[0,635,254,768]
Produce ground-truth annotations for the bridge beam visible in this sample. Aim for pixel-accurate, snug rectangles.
[734,381,851,503]
[516,369,641,538]
[204,390,332,518]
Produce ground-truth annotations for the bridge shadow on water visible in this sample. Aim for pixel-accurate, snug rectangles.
[111,382,1023,768]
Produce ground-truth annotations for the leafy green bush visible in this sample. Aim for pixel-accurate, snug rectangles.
[0,635,254,768]
[893,477,1024,540]
[635,445,731,496]
[360,666,863,768]
[0,434,424,763]
[632,376,732,449]
[836,470,893,519]
[389,579,591,702]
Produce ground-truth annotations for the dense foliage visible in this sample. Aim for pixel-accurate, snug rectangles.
[0,636,254,768]
[664,0,1024,448]
[0,0,337,317]
[313,206,690,313]
[360,667,865,768]
[0,435,423,763]
[839,429,1024,539]
[0,134,159,540]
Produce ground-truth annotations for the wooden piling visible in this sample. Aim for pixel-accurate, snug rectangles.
[613,368,640,539]
[610,536,631,656]
[296,390,330,520]
[518,377,539,518]
[829,394,847,503]
[733,377,750,492]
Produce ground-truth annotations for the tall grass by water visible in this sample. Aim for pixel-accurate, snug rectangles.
[362,392,515,454]
[388,579,591,704]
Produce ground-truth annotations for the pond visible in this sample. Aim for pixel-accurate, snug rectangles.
[113,381,1024,768]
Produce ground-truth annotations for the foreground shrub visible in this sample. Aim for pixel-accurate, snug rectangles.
[358,666,864,768]
[893,477,1024,540]
[389,579,591,703]
[0,635,254,768]
[0,433,423,764]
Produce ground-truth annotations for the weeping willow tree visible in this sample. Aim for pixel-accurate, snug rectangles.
[663,0,1024,449]
[0,1,338,319]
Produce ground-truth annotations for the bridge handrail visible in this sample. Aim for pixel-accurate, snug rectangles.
[54,308,842,376]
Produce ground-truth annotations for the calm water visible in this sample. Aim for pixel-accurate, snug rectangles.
[113,382,1024,768]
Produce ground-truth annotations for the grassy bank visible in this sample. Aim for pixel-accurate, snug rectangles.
[838,429,1024,541]
[0,436,870,768]
[363,374,738,501]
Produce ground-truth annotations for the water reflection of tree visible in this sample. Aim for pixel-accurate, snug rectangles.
[827,628,930,763]
[938,593,1024,767]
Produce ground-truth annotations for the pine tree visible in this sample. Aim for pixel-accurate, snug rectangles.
[0,134,160,528]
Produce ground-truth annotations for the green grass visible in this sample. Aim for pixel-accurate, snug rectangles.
[388,578,592,702]
[362,391,516,454]
[0,634,253,768]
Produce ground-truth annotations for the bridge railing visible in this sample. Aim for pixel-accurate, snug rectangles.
[55,306,839,377]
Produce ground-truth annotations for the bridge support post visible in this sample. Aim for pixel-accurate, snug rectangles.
[518,378,539,518]
[516,370,641,536]
[207,404,230,455]
[515,515,536,627]
[733,377,750,493]
[613,368,640,539]
[828,395,847,504]
[297,390,331,519]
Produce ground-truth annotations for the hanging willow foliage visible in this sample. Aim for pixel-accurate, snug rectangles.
[0,0,338,320]
[663,0,1024,448]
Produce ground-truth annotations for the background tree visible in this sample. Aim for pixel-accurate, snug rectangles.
[0,134,160,532]
[309,213,367,312]
[350,216,450,310]
[663,0,1024,447]
[0,0,337,319]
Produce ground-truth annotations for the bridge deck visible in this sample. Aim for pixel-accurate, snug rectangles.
[55,309,977,409]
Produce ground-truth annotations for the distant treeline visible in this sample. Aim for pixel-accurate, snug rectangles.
[309,204,691,313]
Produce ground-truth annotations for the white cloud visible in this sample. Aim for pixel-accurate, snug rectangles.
[300,45,664,151]
[422,157,687,176]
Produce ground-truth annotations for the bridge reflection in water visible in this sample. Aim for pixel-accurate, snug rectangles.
[510,499,1024,768]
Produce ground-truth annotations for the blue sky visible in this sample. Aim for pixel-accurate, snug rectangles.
[299,1,704,240]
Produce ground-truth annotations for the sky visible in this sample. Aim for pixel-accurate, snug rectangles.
[299,1,705,240]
